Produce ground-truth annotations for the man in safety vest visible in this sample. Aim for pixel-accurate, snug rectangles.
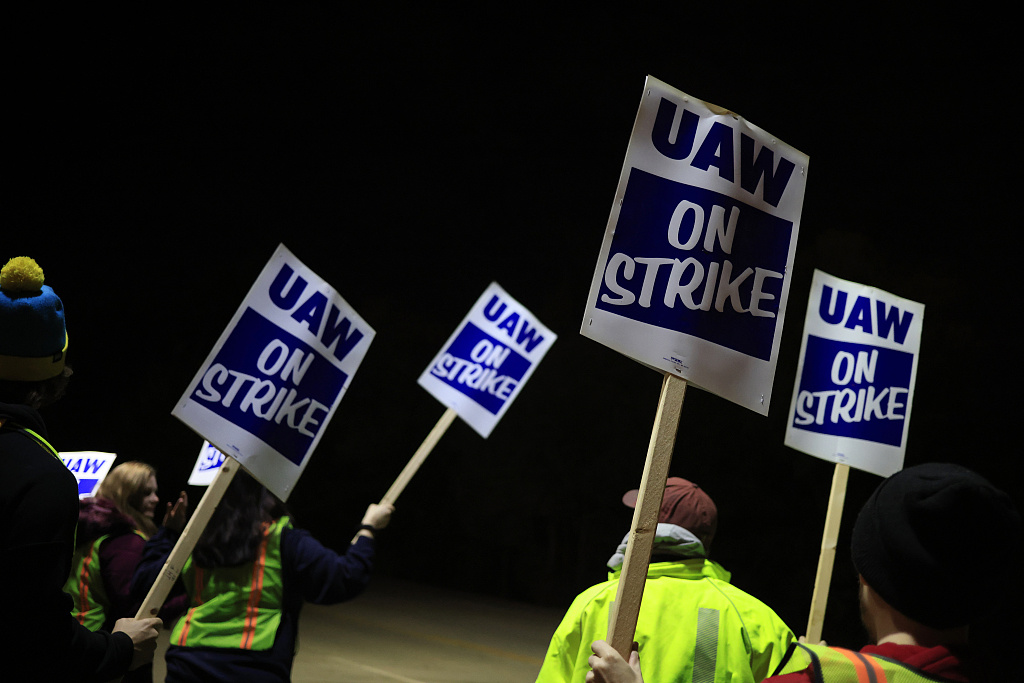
[586,463,1022,683]
[536,477,799,683]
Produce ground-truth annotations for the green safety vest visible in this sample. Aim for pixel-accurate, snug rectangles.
[790,643,940,683]
[171,517,290,651]
[64,529,147,631]
[65,534,112,631]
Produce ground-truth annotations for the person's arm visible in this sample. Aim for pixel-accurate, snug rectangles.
[129,526,179,605]
[129,491,187,607]
[352,503,394,541]
[285,503,395,604]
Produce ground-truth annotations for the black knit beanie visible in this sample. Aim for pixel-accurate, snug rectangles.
[851,462,1021,629]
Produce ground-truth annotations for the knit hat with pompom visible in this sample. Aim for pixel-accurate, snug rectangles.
[0,257,68,381]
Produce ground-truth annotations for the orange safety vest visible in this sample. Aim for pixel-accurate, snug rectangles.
[795,643,940,683]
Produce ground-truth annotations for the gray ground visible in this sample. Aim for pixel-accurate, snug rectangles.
[152,576,566,682]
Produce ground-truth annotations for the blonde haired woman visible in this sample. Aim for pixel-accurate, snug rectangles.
[66,461,186,635]
[95,461,161,539]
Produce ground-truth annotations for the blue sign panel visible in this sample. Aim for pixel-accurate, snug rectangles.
[190,308,347,466]
[430,321,532,416]
[595,168,793,361]
[792,336,913,447]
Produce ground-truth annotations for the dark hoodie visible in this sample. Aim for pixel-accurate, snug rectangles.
[70,496,144,631]
[1,401,134,681]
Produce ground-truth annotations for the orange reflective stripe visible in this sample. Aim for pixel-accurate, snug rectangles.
[240,526,271,650]
[75,539,99,624]
[177,566,206,646]
[834,648,888,683]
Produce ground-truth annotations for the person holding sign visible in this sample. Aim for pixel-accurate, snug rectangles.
[537,478,798,683]
[587,464,1021,683]
[0,256,161,680]
[762,463,1020,683]
[133,468,393,682]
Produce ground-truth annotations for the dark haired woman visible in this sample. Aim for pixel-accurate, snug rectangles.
[133,469,393,682]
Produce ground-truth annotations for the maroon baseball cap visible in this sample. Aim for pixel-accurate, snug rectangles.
[623,477,718,550]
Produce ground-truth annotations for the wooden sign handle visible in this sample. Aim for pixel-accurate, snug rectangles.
[805,462,849,643]
[607,373,687,657]
[134,456,239,618]
[349,407,458,545]
[382,407,457,506]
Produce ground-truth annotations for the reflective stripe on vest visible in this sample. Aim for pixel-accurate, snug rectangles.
[63,529,146,631]
[799,644,941,683]
[171,517,290,651]
[65,534,111,631]
[0,419,61,461]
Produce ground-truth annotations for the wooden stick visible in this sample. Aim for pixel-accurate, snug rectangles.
[607,374,688,657]
[349,407,458,545]
[805,462,850,643]
[382,407,458,505]
[134,456,239,618]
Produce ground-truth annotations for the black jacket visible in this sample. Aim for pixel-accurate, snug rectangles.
[0,402,134,681]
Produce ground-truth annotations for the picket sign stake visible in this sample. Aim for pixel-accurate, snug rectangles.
[805,462,850,643]
[347,407,458,545]
[135,456,240,619]
[382,407,458,505]
[607,373,687,657]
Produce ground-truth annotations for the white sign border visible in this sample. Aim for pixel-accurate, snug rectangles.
[172,243,375,500]
[784,269,925,477]
[580,75,809,415]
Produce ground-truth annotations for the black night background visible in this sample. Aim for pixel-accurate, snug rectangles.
[9,4,1021,675]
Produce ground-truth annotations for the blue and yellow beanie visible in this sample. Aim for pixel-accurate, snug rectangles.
[0,257,68,381]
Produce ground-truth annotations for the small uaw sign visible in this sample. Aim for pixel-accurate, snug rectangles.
[61,451,117,498]
[366,284,555,515]
[785,269,924,644]
[173,243,375,500]
[188,441,226,486]
[418,282,556,438]
[785,269,924,478]
[580,76,809,658]
[582,76,808,415]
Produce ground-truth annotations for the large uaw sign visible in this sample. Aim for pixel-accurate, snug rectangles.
[582,77,808,414]
[418,282,556,438]
[173,244,374,499]
[785,270,924,477]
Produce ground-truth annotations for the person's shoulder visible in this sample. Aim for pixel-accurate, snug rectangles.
[1,438,76,501]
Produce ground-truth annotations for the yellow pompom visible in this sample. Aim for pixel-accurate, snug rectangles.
[1,256,46,293]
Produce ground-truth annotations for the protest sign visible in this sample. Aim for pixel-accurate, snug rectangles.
[785,269,924,642]
[418,282,556,439]
[188,441,226,486]
[581,76,809,657]
[785,269,924,477]
[172,243,375,500]
[362,284,555,525]
[61,451,117,498]
[582,75,808,416]
[140,245,374,621]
